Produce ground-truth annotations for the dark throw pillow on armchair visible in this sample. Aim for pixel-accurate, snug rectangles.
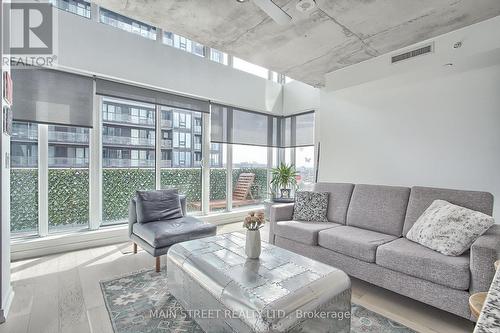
[135,189,183,223]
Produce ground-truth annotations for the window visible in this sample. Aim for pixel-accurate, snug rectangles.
[210,49,228,65]
[295,146,314,189]
[161,107,203,213]
[11,122,91,235]
[51,0,91,18]
[48,125,90,232]
[163,32,205,57]
[102,98,156,224]
[100,8,156,40]
[233,57,269,79]
[10,122,38,236]
[231,144,268,209]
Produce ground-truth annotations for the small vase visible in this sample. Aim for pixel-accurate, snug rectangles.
[245,229,261,259]
[280,188,291,199]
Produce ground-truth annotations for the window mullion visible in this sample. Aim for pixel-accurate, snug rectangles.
[201,111,210,215]
[38,124,49,237]
[89,92,102,230]
[226,144,233,212]
[155,105,161,189]
[267,147,273,200]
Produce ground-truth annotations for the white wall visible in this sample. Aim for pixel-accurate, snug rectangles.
[55,10,283,114]
[318,62,500,217]
[282,80,320,115]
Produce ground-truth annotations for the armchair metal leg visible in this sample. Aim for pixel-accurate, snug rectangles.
[155,256,160,272]
[133,243,137,254]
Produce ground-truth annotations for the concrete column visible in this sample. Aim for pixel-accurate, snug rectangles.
[90,2,99,22]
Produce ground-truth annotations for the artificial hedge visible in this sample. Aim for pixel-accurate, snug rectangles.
[11,167,268,232]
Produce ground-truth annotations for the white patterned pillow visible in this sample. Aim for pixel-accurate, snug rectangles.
[406,200,494,256]
[293,191,329,222]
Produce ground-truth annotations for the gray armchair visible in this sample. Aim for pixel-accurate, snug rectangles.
[129,194,217,272]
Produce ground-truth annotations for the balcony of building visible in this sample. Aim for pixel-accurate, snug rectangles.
[103,158,155,168]
[161,139,173,149]
[48,131,89,144]
[161,119,173,129]
[193,125,202,133]
[102,135,155,147]
[48,157,89,168]
[11,129,38,142]
[102,113,155,128]
[11,156,38,167]
[193,143,202,151]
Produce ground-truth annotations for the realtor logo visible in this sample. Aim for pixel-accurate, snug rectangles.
[3,1,57,67]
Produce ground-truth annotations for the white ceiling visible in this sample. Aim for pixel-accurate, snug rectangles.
[94,0,500,87]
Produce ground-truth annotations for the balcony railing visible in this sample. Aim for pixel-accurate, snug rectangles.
[161,119,173,129]
[193,125,202,133]
[161,139,172,149]
[194,143,202,151]
[103,158,156,168]
[11,129,38,141]
[11,156,38,167]
[48,131,89,144]
[103,135,155,147]
[48,157,89,168]
[103,113,155,127]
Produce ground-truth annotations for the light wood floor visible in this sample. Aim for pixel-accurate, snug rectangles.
[1,223,475,333]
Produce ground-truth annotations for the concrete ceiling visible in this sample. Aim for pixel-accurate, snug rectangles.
[94,0,500,87]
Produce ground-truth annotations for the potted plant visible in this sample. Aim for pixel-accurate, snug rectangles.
[270,163,298,200]
[243,211,265,259]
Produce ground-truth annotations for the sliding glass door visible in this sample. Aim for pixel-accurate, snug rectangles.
[160,106,203,213]
[101,97,156,225]
[10,121,39,236]
[48,125,90,232]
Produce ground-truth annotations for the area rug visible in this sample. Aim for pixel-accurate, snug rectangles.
[101,269,415,333]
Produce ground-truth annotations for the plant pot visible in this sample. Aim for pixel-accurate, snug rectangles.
[280,188,291,199]
[245,229,261,259]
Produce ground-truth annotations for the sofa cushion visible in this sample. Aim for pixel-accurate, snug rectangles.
[293,191,329,222]
[346,184,410,236]
[133,216,216,248]
[135,189,183,223]
[274,221,341,245]
[403,186,494,236]
[318,226,398,263]
[406,200,494,256]
[376,238,470,290]
[312,183,354,224]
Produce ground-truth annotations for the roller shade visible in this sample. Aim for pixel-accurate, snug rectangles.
[95,79,209,113]
[12,68,94,128]
[283,111,315,147]
[211,104,314,148]
[211,104,279,147]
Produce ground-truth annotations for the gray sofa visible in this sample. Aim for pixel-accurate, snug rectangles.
[269,183,499,320]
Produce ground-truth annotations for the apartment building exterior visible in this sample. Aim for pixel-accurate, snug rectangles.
[10,98,223,169]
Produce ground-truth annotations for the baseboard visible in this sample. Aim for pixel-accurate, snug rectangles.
[11,208,261,260]
[0,286,14,323]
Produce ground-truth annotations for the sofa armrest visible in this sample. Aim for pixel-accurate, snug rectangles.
[470,224,500,294]
[179,195,187,216]
[128,198,137,237]
[268,203,294,244]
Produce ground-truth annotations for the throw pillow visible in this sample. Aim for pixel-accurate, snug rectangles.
[293,191,329,222]
[406,199,494,256]
[135,189,183,223]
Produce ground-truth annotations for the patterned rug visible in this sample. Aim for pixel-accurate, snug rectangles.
[101,269,415,333]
